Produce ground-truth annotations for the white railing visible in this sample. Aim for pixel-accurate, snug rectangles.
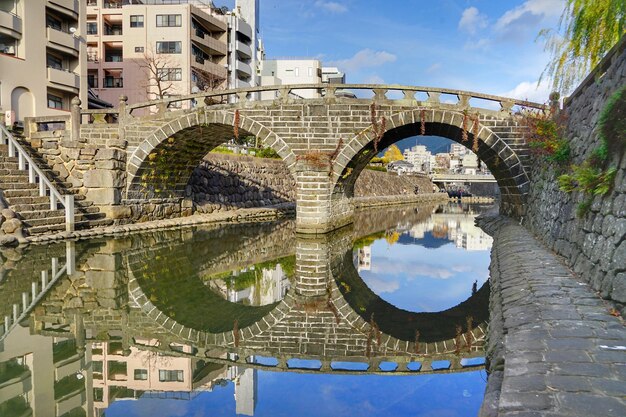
[0,243,76,342]
[0,125,74,231]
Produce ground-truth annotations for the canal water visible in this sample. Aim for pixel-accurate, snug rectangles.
[0,202,493,417]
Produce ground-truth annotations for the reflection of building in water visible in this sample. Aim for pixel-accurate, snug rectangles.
[0,328,257,417]
[209,264,290,306]
[90,340,257,416]
[357,246,372,272]
[0,325,89,417]
[407,212,493,251]
[235,368,257,416]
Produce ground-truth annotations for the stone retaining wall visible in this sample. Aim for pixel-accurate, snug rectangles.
[524,38,626,304]
[189,153,440,214]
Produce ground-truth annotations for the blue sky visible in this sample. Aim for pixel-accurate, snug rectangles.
[107,369,486,417]
[221,0,566,102]
[358,231,491,312]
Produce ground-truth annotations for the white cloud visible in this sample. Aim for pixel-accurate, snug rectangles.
[495,0,563,31]
[362,74,385,84]
[371,260,455,280]
[426,63,442,73]
[501,79,552,103]
[458,7,488,35]
[328,49,397,73]
[314,1,348,14]
[364,277,400,294]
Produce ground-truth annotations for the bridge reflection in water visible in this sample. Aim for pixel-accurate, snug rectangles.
[0,202,493,416]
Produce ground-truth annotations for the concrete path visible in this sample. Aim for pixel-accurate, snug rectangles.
[480,216,626,417]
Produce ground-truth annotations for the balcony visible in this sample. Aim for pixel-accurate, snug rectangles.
[191,56,227,80]
[47,27,79,57]
[88,76,98,88]
[104,53,123,62]
[191,33,227,56]
[103,77,123,88]
[0,10,22,39]
[234,19,252,40]
[235,60,252,77]
[47,67,80,92]
[236,40,252,59]
[47,0,79,19]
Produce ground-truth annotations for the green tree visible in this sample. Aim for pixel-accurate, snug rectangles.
[382,144,404,163]
[540,0,626,94]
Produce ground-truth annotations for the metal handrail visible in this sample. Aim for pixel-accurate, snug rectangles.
[0,125,74,231]
[0,246,74,342]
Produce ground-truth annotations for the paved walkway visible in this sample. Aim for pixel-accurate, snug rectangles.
[479,216,625,417]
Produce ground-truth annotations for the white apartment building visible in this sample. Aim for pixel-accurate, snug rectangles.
[403,145,433,173]
[85,0,229,107]
[260,58,322,99]
[226,0,260,90]
[0,0,87,123]
[321,66,345,84]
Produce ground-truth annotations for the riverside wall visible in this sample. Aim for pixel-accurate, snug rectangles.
[188,153,441,213]
[523,38,626,304]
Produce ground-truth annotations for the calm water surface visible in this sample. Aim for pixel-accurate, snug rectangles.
[0,202,493,417]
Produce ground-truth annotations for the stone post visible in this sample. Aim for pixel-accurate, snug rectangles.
[549,92,561,115]
[118,95,128,141]
[70,97,82,143]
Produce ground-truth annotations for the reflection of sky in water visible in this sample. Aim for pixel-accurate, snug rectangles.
[356,214,492,312]
[106,368,486,417]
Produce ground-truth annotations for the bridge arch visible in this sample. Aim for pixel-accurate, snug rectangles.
[333,108,529,217]
[126,109,296,199]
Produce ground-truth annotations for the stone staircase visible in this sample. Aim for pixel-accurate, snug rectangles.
[0,144,113,235]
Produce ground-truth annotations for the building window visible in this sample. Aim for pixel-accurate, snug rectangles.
[134,369,148,380]
[130,15,144,28]
[47,94,64,109]
[308,67,313,77]
[159,370,184,382]
[93,388,103,402]
[87,22,98,35]
[46,14,62,31]
[135,46,144,53]
[46,54,63,70]
[156,14,182,27]
[92,361,103,373]
[294,68,300,77]
[157,68,182,81]
[156,41,181,54]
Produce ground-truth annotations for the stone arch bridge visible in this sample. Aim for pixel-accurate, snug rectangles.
[27,84,546,233]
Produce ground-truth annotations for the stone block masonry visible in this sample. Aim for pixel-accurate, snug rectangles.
[21,83,542,234]
[478,215,626,417]
[524,37,626,305]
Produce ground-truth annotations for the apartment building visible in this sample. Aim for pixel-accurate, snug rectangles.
[0,0,87,123]
[226,0,259,90]
[260,59,322,99]
[85,0,229,107]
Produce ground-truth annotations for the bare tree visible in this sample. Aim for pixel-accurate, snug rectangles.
[137,48,178,100]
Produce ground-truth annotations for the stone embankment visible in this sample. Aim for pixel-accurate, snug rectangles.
[188,153,445,213]
[479,215,626,417]
[524,38,625,305]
